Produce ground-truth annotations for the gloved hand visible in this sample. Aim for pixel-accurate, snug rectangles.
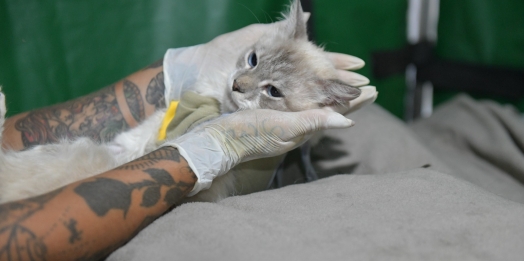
[163,18,377,113]
[162,108,354,196]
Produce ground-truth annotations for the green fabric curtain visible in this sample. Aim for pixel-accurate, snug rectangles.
[0,0,286,115]
[1,0,523,117]
[314,0,524,116]
[434,0,524,109]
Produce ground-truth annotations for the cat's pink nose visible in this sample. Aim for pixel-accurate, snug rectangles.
[232,80,244,93]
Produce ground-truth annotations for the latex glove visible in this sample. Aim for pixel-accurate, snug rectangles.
[163,19,375,112]
[163,109,354,196]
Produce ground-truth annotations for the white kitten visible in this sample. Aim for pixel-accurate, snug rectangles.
[0,0,360,203]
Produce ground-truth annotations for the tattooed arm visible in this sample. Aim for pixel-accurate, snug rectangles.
[2,59,166,151]
[0,101,356,261]
[0,146,196,261]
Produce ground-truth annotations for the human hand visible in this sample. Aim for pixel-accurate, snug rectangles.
[163,17,376,113]
[163,108,354,196]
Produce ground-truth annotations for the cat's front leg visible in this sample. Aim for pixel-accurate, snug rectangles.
[107,109,166,164]
[181,172,237,203]
[182,155,284,203]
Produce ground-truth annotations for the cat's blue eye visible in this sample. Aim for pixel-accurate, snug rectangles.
[248,52,258,68]
[267,85,282,98]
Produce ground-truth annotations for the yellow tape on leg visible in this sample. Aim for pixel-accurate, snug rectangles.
[157,101,179,141]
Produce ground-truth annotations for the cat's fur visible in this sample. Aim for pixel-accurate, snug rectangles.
[0,0,360,203]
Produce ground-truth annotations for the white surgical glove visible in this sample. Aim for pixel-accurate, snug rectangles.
[162,109,354,196]
[163,19,377,113]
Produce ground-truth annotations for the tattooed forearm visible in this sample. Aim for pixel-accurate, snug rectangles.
[15,85,128,147]
[117,146,181,170]
[123,80,146,122]
[0,189,63,261]
[141,168,194,206]
[76,147,194,217]
[145,72,166,109]
[0,146,196,261]
[64,219,82,244]
[10,62,166,149]
[74,178,137,217]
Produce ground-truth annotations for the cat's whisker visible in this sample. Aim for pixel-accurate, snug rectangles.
[235,3,261,24]
[257,7,274,24]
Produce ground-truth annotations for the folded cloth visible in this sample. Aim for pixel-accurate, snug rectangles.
[411,94,524,203]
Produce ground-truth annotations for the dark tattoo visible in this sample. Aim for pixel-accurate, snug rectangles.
[116,147,180,171]
[123,80,145,122]
[64,219,82,244]
[15,85,128,147]
[0,189,63,261]
[143,59,163,70]
[164,177,192,206]
[75,147,194,217]
[74,178,140,217]
[141,168,177,207]
[145,72,166,109]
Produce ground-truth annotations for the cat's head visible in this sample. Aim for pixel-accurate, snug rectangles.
[225,0,361,112]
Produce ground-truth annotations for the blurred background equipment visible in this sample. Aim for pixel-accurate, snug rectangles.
[1,0,523,118]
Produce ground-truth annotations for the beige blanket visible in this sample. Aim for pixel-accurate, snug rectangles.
[109,95,524,260]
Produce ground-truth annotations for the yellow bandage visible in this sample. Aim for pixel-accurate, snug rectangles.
[157,101,179,141]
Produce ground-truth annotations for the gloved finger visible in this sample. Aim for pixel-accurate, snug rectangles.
[278,109,354,142]
[275,133,314,156]
[325,52,365,70]
[336,70,370,87]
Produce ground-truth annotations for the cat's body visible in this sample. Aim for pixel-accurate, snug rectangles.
[0,0,360,203]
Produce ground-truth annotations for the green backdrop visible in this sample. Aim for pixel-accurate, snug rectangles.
[1,0,523,117]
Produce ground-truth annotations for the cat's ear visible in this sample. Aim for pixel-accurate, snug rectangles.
[317,79,362,107]
[284,0,308,40]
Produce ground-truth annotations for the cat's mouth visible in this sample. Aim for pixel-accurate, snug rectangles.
[229,87,256,111]
[229,90,244,110]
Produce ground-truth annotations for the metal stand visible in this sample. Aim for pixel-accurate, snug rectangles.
[405,0,440,122]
